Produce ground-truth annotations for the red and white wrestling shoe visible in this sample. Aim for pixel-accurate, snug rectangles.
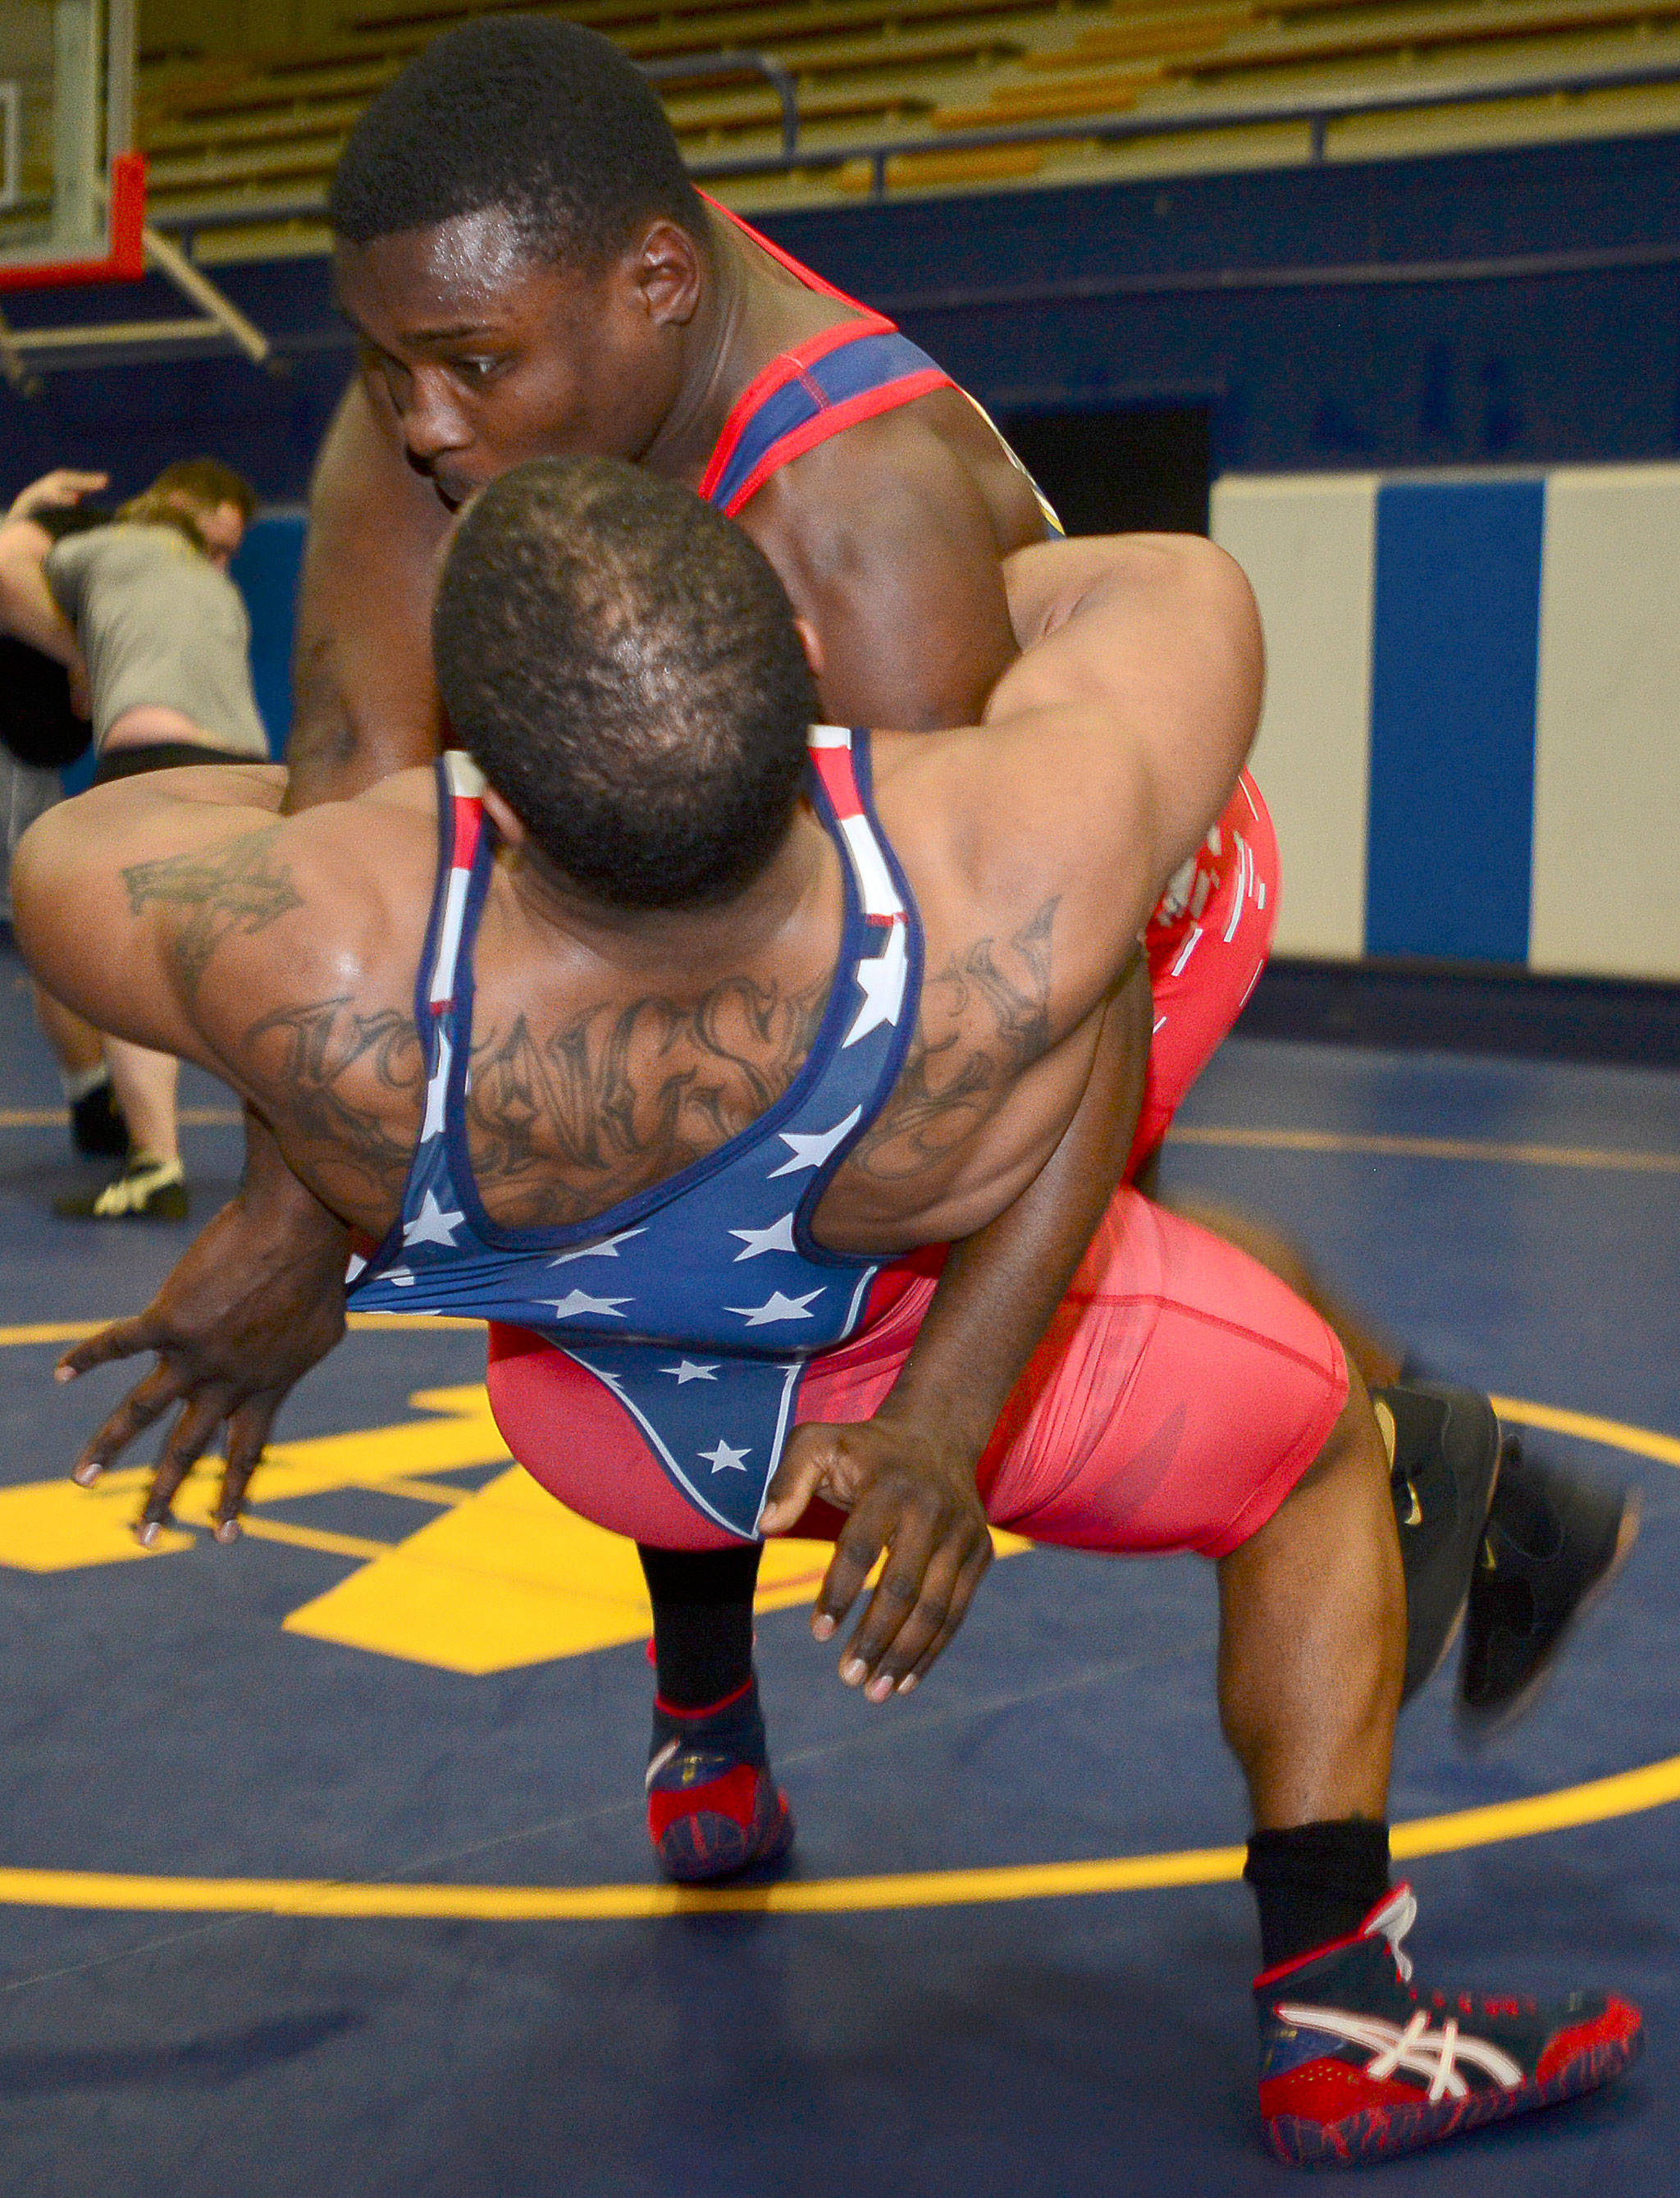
[646,1679,795,1885]
[1255,1885,1642,2168]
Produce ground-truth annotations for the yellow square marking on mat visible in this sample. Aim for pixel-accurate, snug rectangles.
[0,1382,1029,1671]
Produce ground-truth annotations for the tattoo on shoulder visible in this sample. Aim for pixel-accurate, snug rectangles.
[242,993,423,1209]
[122,826,304,1001]
[851,895,1058,1182]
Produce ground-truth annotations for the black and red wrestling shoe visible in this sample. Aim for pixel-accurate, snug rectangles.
[1255,1885,1642,2168]
[646,1677,794,1884]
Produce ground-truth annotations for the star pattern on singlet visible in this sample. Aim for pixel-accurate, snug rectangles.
[347,734,925,1542]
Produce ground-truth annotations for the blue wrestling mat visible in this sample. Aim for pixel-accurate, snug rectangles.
[0,940,1673,2196]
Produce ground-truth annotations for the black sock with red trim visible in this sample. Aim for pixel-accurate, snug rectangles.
[638,1542,760,1710]
[1244,1818,1392,1970]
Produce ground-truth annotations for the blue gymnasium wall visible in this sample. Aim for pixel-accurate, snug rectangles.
[5,132,1680,503]
[1212,464,1680,981]
[7,127,1680,952]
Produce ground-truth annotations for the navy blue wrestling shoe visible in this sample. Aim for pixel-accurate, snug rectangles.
[646,1677,794,1884]
[1459,1433,1641,1734]
[1256,1885,1643,2168]
[1372,1384,1502,1706]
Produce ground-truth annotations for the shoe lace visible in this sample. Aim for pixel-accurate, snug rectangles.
[1272,2002,1523,2100]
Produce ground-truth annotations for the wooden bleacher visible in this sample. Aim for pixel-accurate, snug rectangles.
[135,0,1680,254]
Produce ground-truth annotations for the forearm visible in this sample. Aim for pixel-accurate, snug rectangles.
[874,956,1152,1459]
[0,527,79,666]
[284,381,448,813]
[243,1101,351,1246]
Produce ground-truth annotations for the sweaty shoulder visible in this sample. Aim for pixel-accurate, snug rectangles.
[200,772,439,1016]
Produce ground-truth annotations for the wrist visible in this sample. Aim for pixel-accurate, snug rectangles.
[870,1385,990,1476]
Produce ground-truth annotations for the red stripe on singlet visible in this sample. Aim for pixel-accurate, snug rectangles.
[810,742,864,823]
[715,368,953,520]
[696,316,897,506]
[448,795,479,873]
[700,192,874,311]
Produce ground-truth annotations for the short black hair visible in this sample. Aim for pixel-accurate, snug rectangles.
[329,16,705,270]
[434,456,817,911]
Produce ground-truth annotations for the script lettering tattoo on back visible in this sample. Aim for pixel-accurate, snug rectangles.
[851,896,1058,1182]
[226,898,1055,1233]
[466,976,830,1228]
[242,995,424,1207]
[122,827,304,1003]
[235,971,829,1233]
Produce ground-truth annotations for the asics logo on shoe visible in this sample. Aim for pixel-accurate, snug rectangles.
[1271,2004,1525,2101]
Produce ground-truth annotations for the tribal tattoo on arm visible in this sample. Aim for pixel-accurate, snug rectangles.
[122,826,305,1004]
[851,896,1058,1182]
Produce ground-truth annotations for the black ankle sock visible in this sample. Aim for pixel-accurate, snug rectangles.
[638,1543,761,1710]
[1244,1819,1391,1971]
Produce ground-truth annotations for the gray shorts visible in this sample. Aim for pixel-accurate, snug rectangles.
[0,751,63,921]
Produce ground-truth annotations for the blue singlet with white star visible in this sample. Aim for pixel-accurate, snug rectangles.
[345,731,924,1540]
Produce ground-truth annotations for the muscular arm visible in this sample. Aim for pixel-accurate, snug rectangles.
[12,764,295,1070]
[761,532,1264,1699]
[55,380,454,1534]
[23,765,389,1539]
[285,380,450,807]
[737,394,1041,727]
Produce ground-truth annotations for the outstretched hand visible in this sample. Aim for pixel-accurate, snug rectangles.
[759,1412,993,1701]
[56,1188,349,1545]
[6,469,109,523]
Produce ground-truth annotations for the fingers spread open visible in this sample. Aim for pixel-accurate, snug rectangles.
[815,1509,892,1641]
[57,1314,165,1383]
[214,1397,277,1541]
[897,1540,994,1692]
[71,1359,185,1483]
[137,1393,232,1543]
[843,1511,988,1701]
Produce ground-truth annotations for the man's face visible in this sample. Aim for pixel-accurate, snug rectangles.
[334,207,690,509]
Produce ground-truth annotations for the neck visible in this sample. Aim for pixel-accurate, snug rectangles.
[641,208,750,479]
[502,802,829,979]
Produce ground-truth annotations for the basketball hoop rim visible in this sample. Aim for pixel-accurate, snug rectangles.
[0,150,147,295]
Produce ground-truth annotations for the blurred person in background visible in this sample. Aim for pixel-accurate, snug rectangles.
[0,458,263,1219]
[0,467,126,1160]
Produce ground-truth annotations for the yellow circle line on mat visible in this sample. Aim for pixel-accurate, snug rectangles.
[0,1105,242,1131]
[0,1314,486,1346]
[0,1385,1672,1921]
[1167,1126,1680,1171]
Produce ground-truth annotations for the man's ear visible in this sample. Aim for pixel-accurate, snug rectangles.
[795,615,825,680]
[480,785,529,848]
[624,217,704,329]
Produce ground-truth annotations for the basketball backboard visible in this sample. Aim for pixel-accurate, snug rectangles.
[0,0,142,288]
